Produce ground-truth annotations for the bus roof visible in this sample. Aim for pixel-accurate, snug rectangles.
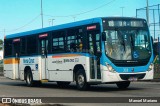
[5,17,145,39]
[6,17,102,39]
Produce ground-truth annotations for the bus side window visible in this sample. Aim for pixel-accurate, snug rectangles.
[20,37,26,55]
[95,33,101,52]
[67,29,77,52]
[4,40,13,57]
[52,31,65,53]
[26,36,38,55]
[89,34,94,54]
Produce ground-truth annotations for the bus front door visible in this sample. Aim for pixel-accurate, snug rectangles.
[88,32,101,81]
[40,39,48,80]
[13,41,20,79]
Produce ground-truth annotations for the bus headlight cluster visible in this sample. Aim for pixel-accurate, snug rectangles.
[106,63,116,73]
[148,63,153,71]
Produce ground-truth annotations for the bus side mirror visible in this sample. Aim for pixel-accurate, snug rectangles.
[102,32,106,41]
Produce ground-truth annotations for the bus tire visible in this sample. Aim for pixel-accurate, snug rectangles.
[57,81,70,88]
[76,69,88,90]
[26,71,34,87]
[116,81,130,89]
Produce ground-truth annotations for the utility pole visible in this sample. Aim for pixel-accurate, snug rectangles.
[41,0,44,28]
[120,7,124,17]
[146,0,149,26]
[51,19,54,26]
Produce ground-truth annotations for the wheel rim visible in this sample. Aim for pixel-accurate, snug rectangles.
[77,74,85,88]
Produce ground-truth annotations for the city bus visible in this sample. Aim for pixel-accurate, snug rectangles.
[3,17,154,90]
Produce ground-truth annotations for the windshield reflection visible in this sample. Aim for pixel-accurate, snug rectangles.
[105,29,151,60]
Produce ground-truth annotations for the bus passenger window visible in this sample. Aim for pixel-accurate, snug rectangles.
[4,40,13,57]
[26,36,37,54]
[52,31,65,53]
[20,37,26,55]
[67,32,77,52]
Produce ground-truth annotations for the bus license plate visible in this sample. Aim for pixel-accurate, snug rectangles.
[128,77,137,81]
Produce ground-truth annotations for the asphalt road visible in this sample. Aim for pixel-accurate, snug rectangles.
[0,76,160,106]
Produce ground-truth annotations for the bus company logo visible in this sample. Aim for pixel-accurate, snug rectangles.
[23,58,35,64]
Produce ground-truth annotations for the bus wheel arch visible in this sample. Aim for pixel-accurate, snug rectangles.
[73,64,85,81]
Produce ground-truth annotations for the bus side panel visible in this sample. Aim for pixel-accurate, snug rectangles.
[47,54,87,82]
[19,56,40,81]
[4,64,14,79]
[4,58,17,79]
[85,57,91,82]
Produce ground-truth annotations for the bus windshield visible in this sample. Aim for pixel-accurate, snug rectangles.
[104,29,151,61]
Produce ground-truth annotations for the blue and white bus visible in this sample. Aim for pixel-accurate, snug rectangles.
[4,17,154,90]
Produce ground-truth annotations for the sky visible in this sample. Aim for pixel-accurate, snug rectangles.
[0,0,160,39]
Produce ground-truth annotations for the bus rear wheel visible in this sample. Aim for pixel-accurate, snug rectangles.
[75,70,88,90]
[116,81,130,89]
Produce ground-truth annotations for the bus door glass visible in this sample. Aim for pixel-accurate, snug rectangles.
[87,31,101,80]
[13,38,21,79]
[39,34,48,79]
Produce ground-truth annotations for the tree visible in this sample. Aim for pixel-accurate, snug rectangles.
[0,39,3,51]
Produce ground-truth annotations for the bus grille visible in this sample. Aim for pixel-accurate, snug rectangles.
[119,73,146,80]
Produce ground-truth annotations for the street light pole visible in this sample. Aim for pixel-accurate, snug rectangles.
[120,7,124,17]
[146,0,149,26]
[41,0,44,28]
[72,16,76,22]
[49,19,55,26]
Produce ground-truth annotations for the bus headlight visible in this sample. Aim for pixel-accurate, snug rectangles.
[148,63,153,71]
[106,63,116,73]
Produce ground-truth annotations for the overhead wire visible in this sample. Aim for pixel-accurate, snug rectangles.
[3,0,116,33]
[6,14,41,32]
[44,0,116,18]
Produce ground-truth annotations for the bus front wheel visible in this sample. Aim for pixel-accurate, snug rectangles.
[116,81,130,89]
[75,70,88,90]
[26,71,34,87]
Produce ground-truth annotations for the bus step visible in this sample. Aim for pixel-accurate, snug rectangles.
[41,79,48,83]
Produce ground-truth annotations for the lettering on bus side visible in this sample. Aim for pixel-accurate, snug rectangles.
[64,59,74,63]
[23,58,35,64]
